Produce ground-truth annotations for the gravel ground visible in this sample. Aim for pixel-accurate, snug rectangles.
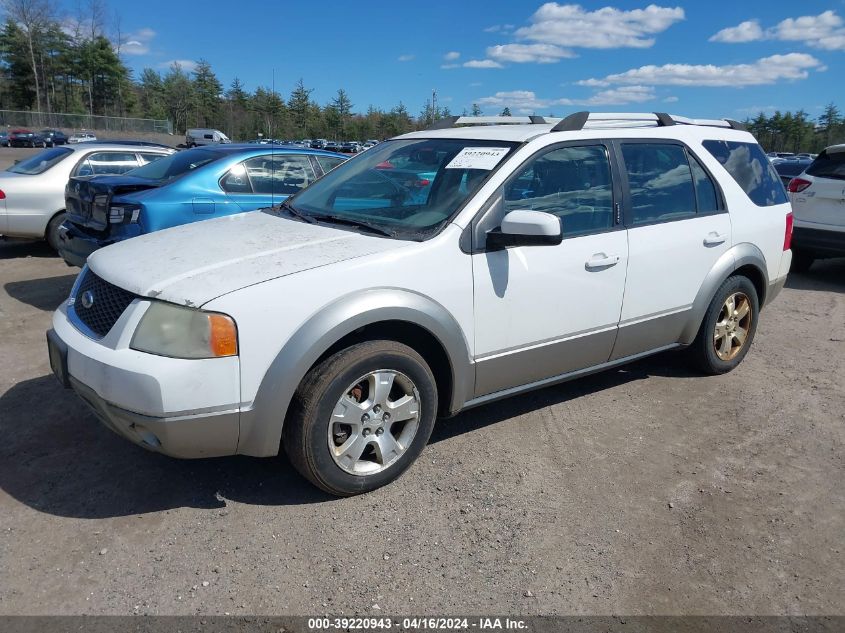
[0,173,842,616]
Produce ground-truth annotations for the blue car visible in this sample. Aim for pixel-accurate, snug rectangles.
[58,144,347,266]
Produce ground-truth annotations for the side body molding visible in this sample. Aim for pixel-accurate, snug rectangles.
[678,242,769,346]
[236,288,474,457]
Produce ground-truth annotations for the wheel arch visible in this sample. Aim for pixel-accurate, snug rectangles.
[679,243,769,346]
[236,288,473,457]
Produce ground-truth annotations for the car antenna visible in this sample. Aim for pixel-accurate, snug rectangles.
[271,68,276,208]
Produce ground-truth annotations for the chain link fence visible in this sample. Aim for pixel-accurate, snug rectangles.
[0,110,172,134]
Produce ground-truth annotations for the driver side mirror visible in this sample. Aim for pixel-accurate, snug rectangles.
[486,210,562,250]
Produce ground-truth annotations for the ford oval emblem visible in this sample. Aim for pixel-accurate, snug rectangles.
[81,290,95,309]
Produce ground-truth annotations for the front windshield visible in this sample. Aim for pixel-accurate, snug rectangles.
[125,148,220,182]
[7,147,73,175]
[288,138,518,239]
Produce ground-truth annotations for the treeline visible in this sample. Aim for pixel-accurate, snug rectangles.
[744,104,845,154]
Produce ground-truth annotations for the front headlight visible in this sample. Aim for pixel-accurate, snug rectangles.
[130,302,238,359]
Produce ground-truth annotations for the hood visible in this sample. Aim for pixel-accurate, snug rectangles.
[87,210,411,306]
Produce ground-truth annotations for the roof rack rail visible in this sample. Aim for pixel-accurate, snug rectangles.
[423,111,748,133]
[425,115,547,131]
[550,111,743,132]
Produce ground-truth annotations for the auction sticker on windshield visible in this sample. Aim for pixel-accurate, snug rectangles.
[445,147,510,170]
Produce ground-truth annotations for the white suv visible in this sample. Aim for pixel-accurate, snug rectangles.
[786,144,845,271]
[47,112,793,495]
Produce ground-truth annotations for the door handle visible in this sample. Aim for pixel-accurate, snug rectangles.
[585,253,620,270]
[703,232,727,246]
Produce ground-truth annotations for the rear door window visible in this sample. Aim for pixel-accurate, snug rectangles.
[702,140,788,206]
[689,152,719,213]
[620,143,696,225]
[806,150,845,181]
[244,154,317,195]
[75,151,140,176]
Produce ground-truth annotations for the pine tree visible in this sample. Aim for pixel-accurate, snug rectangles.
[192,59,222,128]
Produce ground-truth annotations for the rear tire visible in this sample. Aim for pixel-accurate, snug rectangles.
[790,249,815,273]
[45,212,66,252]
[688,275,759,375]
[284,340,438,496]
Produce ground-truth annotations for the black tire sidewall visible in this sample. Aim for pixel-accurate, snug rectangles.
[289,343,438,496]
[696,275,760,374]
[46,212,66,252]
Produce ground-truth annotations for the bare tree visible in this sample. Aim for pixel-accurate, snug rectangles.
[2,0,55,113]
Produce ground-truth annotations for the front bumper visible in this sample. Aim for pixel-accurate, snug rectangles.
[57,223,111,267]
[48,302,242,458]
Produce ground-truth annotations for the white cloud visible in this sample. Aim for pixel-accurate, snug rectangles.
[578,53,823,87]
[443,51,460,61]
[476,85,657,113]
[397,54,415,62]
[463,59,504,69]
[121,27,155,55]
[709,20,763,43]
[486,43,576,63]
[514,3,685,50]
[771,11,845,50]
[710,11,845,50]
[663,96,679,103]
[484,24,515,33]
[159,59,198,72]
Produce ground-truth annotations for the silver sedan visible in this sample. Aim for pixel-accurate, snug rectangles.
[0,143,174,250]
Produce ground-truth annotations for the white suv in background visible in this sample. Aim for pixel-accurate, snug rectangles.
[786,144,845,271]
[48,112,793,496]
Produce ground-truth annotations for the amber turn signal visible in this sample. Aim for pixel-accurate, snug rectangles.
[208,313,238,357]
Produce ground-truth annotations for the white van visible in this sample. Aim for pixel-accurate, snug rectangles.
[185,129,230,147]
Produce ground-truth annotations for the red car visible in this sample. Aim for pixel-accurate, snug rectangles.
[9,128,46,148]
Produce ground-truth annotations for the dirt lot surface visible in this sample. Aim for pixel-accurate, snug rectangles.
[0,202,843,616]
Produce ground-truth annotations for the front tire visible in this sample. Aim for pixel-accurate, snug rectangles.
[284,340,438,496]
[689,275,759,375]
[45,212,66,252]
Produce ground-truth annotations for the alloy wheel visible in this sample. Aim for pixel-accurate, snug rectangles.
[713,292,752,361]
[327,370,421,475]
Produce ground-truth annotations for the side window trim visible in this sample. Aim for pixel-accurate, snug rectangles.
[611,138,727,230]
[469,139,622,254]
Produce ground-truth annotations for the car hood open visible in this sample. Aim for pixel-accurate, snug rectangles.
[87,209,411,306]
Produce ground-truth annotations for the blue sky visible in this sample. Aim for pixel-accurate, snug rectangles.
[78,0,845,119]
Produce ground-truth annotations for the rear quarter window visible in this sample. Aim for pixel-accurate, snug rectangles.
[702,140,787,207]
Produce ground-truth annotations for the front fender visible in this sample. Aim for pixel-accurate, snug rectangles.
[678,242,769,345]
[236,288,473,457]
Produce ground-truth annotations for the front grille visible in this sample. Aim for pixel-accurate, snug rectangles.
[72,270,137,338]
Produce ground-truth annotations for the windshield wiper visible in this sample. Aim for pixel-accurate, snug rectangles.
[278,199,316,224]
[310,213,395,238]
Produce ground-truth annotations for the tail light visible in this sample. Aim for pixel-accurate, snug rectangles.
[787,177,811,193]
[784,212,793,251]
[0,189,5,200]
